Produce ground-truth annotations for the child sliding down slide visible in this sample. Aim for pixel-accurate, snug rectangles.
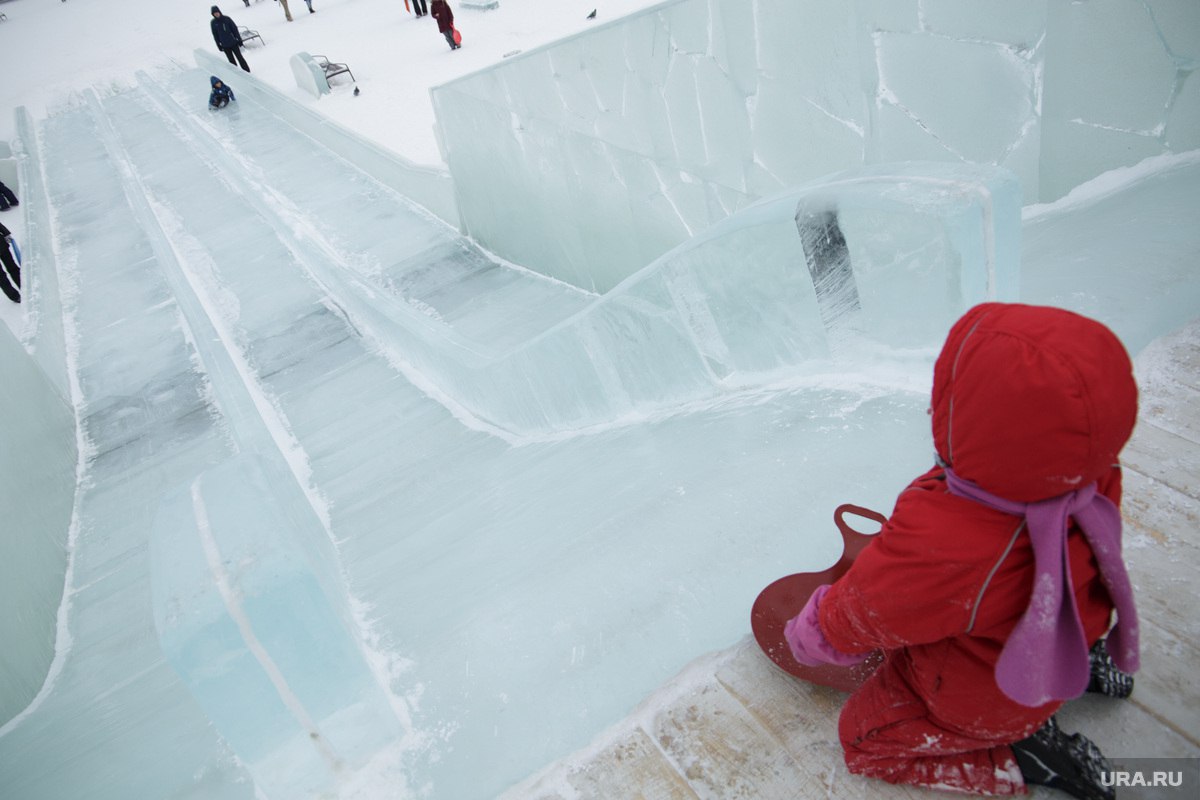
[209,76,236,110]
[786,303,1139,800]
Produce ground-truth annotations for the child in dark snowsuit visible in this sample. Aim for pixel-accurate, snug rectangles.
[209,77,236,110]
[786,303,1139,800]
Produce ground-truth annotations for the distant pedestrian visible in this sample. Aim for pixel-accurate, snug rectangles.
[210,6,251,72]
[0,179,17,211]
[0,221,19,303]
[412,0,427,17]
[209,76,236,109]
[430,0,458,50]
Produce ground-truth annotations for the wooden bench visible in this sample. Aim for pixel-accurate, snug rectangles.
[239,27,264,46]
[311,54,354,85]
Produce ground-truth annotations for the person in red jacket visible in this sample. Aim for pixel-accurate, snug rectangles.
[430,0,459,50]
[785,303,1139,800]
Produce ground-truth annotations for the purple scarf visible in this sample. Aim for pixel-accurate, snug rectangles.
[944,468,1139,707]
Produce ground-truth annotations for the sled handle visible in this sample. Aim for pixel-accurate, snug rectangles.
[834,503,887,536]
[831,504,887,573]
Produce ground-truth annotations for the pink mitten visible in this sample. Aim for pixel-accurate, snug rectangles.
[783,584,868,667]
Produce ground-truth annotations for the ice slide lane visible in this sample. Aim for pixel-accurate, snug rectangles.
[0,101,258,798]
[77,77,730,797]
[155,69,590,355]
[10,67,1198,800]
[81,87,432,796]
[93,78,766,795]
[17,79,942,798]
[1,83,438,796]
[148,66,1018,441]
[4,71,1030,798]
[150,67,615,440]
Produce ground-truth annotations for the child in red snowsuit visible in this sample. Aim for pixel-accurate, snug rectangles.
[786,303,1140,799]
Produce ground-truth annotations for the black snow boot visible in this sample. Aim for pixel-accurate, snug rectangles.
[1012,716,1114,800]
[1086,638,1134,699]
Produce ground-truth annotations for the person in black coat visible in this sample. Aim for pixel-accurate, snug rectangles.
[210,6,251,72]
[0,222,19,303]
[412,0,427,17]
[0,180,17,211]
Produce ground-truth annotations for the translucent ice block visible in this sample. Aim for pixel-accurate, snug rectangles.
[150,455,406,798]
[0,324,75,726]
[259,161,1021,436]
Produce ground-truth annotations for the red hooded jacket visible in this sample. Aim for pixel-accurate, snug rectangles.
[820,303,1138,738]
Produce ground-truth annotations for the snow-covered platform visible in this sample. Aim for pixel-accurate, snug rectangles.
[504,320,1200,798]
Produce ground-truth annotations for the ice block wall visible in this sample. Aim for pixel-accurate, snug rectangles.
[431,0,1198,292]
[0,324,76,726]
[305,162,1019,437]
[15,109,71,401]
[1040,0,1200,199]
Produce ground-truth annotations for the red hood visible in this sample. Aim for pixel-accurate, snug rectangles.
[931,303,1138,502]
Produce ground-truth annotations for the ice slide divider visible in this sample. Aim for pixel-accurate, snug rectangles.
[11,108,70,399]
[0,323,77,729]
[145,68,1021,440]
[81,89,415,796]
[195,49,459,230]
[0,109,81,732]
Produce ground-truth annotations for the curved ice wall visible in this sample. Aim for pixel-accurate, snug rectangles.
[0,325,76,726]
[0,111,76,727]
[389,162,1022,437]
[431,0,1200,292]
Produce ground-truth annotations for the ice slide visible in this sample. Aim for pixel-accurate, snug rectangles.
[2,63,1199,799]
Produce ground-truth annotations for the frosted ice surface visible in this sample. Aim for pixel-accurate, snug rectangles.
[873,32,1038,164]
[1022,154,1200,356]
[0,103,255,800]
[152,456,405,799]
[3,2,1199,797]
[0,323,74,724]
[0,59,1030,798]
[919,0,1047,44]
[1047,3,1177,132]
[432,0,1050,293]
[1039,0,1199,197]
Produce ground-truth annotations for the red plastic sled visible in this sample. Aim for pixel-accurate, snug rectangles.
[750,504,887,692]
[452,27,462,46]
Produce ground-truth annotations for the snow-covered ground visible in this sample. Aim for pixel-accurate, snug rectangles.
[0,0,655,166]
[1,0,659,335]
